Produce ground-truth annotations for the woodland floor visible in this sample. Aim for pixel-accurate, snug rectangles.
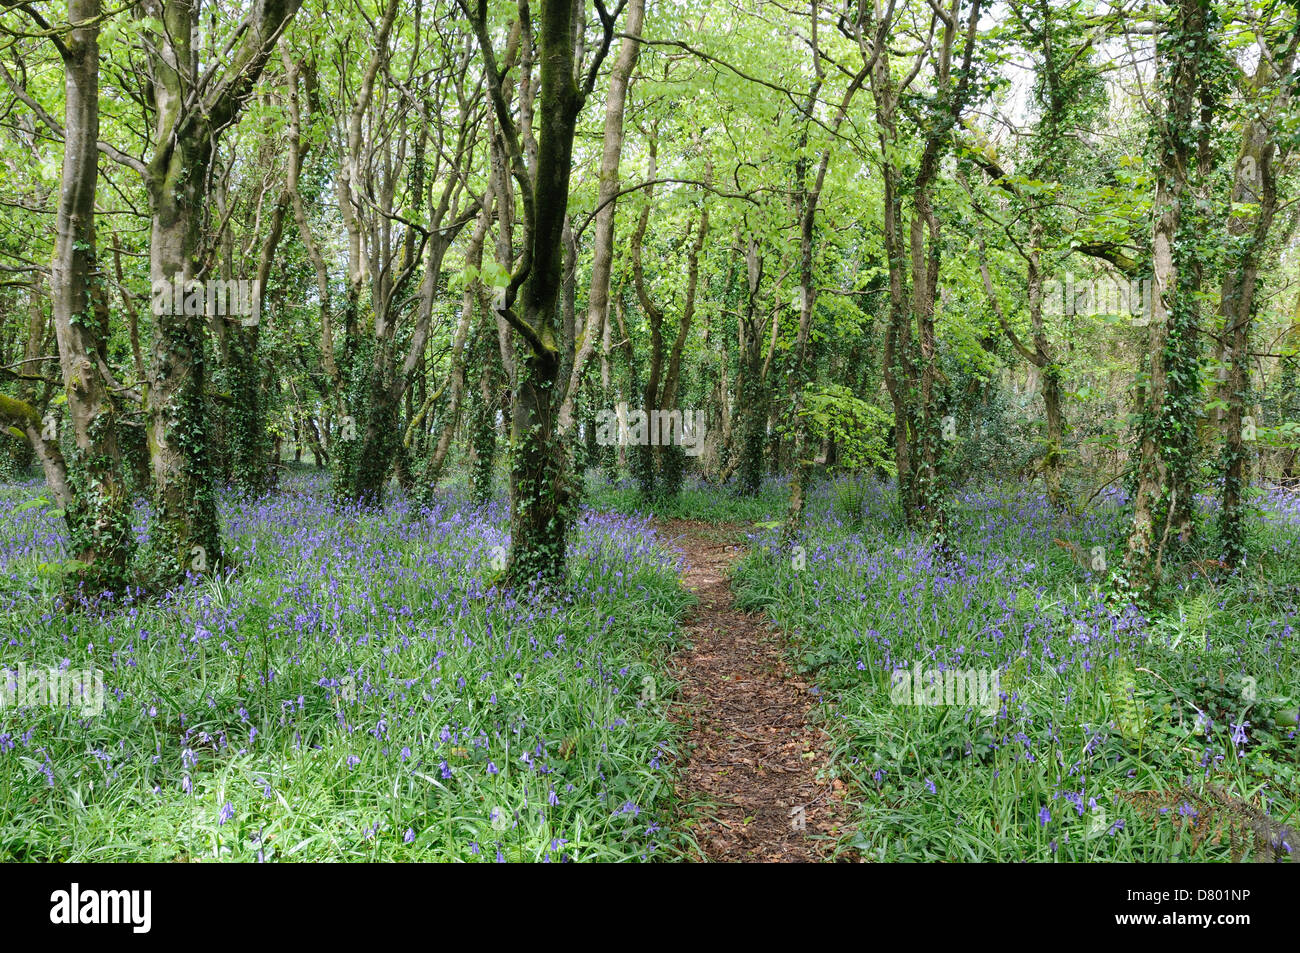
[662,519,852,862]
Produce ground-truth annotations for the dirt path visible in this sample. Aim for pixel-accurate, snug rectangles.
[662,519,849,862]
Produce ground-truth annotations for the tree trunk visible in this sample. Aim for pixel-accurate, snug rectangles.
[0,393,72,511]
[1218,54,1291,564]
[1123,0,1207,589]
[420,188,496,495]
[142,0,301,581]
[51,0,135,589]
[736,238,768,495]
[557,0,643,448]
[466,0,627,586]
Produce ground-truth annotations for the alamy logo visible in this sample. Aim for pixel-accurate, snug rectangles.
[1,664,103,715]
[49,883,151,933]
[151,276,260,325]
[890,661,1001,715]
[594,403,706,457]
[1043,273,1153,323]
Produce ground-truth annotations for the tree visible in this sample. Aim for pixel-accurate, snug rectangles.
[862,0,986,541]
[1123,0,1217,590]
[139,0,302,581]
[1215,3,1299,565]
[461,0,630,586]
[1,0,134,589]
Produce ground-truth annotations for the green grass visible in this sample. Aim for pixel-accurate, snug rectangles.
[732,479,1300,861]
[4,466,1296,863]
[0,477,695,861]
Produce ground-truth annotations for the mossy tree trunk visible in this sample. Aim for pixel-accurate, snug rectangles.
[463,0,628,587]
[782,9,870,539]
[628,131,707,503]
[140,0,301,582]
[866,0,983,537]
[1217,36,1296,565]
[50,0,134,590]
[1122,0,1212,591]
[418,184,497,499]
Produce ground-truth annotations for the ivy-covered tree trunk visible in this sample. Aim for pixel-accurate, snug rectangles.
[1041,361,1065,507]
[781,221,816,537]
[508,342,571,584]
[1217,42,1293,565]
[141,0,300,580]
[734,237,769,496]
[869,11,920,524]
[226,326,272,496]
[869,0,981,536]
[1024,225,1067,511]
[631,138,665,502]
[468,324,501,507]
[1164,47,1219,551]
[1123,0,1210,590]
[419,188,496,498]
[225,190,289,498]
[911,178,948,546]
[465,0,626,586]
[339,339,403,506]
[145,130,224,579]
[51,0,134,590]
